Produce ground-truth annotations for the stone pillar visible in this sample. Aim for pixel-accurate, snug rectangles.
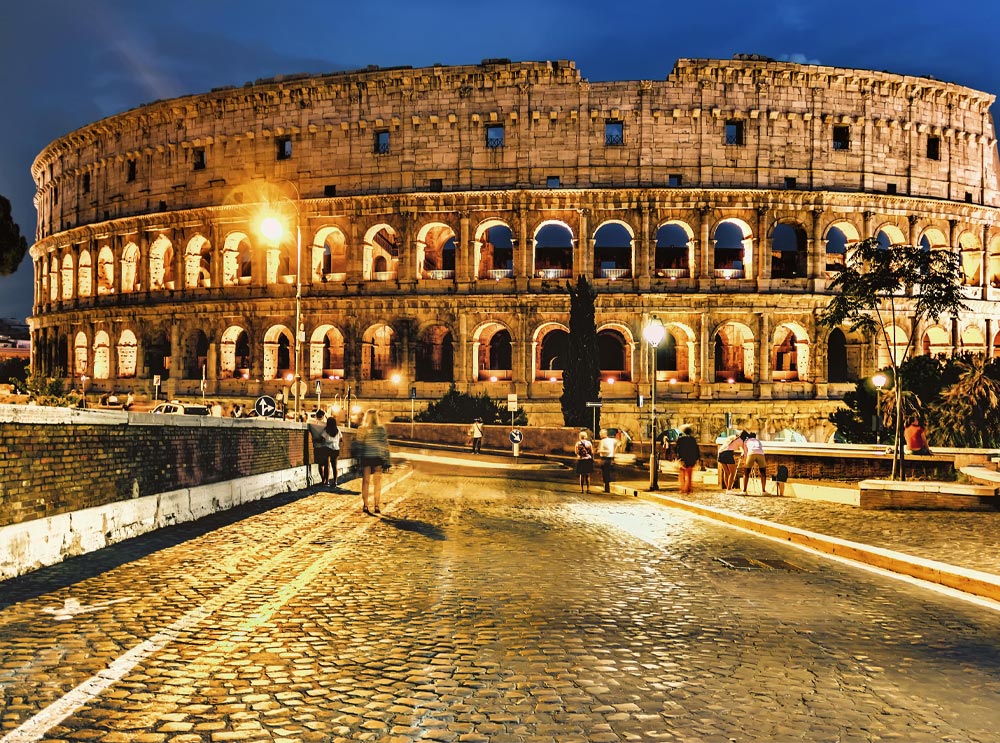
[908,215,919,246]
[458,211,471,283]
[808,207,823,279]
[755,206,770,281]
[107,325,118,381]
[515,206,530,281]
[987,318,994,358]
[698,312,712,399]
[456,313,470,387]
[207,342,218,382]
[637,204,651,286]
[166,322,180,398]
[577,208,590,279]
[346,216,363,284]
[398,211,416,287]
[758,312,772,384]
[697,207,711,282]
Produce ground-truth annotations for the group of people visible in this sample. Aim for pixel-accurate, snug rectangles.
[574,429,619,493]
[717,430,768,494]
[308,407,391,515]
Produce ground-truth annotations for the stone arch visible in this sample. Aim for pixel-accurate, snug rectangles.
[712,218,754,278]
[309,324,346,380]
[148,235,174,290]
[533,220,573,279]
[660,321,697,382]
[918,226,949,250]
[61,252,74,300]
[826,328,849,383]
[876,324,909,368]
[415,323,455,382]
[145,328,170,379]
[184,235,212,289]
[770,222,807,279]
[221,325,252,378]
[263,324,294,381]
[121,242,140,293]
[875,224,907,248]
[184,328,210,379]
[654,220,694,277]
[771,321,811,381]
[960,324,986,355]
[93,330,111,380]
[78,249,92,298]
[475,220,514,279]
[97,246,114,295]
[361,323,398,380]
[597,324,633,381]
[417,223,457,280]
[363,224,399,281]
[823,221,860,274]
[921,325,950,358]
[533,322,569,381]
[313,226,348,282]
[48,256,58,301]
[957,230,982,286]
[713,321,755,382]
[222,232,252,286]
[74,331,88,376]
[593,221,634,279]
[117,329,138,378]
[473,322,513,381]
[987,234,1000,288]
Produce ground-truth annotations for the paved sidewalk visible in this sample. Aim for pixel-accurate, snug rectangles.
[612,475,1000,603]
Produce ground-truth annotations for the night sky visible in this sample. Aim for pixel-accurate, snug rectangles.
[1,0,998,322]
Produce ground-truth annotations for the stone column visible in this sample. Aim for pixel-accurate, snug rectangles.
[577,208,590,279]
[637,204,651,288]
[207,342,218,382]
[808,207,823,279]
[698,312,712,399]
[515,205,530,283]
[758,311,772,384]
[987,318,994,358]
[457,211,471,283]
[697,206,711,283]
[456,312,470,387]
[166,321,180,398]
[346,216,363,285]
[755,206,770,282]
[908,215,919,246]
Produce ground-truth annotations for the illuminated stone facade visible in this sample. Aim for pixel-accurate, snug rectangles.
[27,57,1000,438]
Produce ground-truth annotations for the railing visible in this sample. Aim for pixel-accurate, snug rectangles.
[486,269,514,280]
[478,369,513,381]
[372,271,395,282]
[713,268,745,280]
[598,267,631,280]
[536,268,572,279]
[323,272,346,282]
[424,270,455,280]
[656,268,689,279]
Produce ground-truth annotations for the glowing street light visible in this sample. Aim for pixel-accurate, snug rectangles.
[872,371,888,444]
[642,315,666,490]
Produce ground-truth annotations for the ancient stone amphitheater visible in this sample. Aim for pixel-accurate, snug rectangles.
[27,56,1000,438]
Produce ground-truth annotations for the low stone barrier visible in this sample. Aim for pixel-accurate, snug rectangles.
[859,479,999,510]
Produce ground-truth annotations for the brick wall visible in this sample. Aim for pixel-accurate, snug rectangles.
[0,405,311,528]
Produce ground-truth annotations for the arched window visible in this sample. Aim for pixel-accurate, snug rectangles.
[117,330,138,378]
[533,222,573,279]
[597,329,628,381]
[593,223,632,279]
[93,331,110,379]
[78,250,93,298]
[362,324,397,380]
[770,224,806,279]
[477,223,514,279]
[713,221,751,278]
[537,328,568,380]
[654,223,692,278]
[827,329,848,383]
[97,246,114,295]
[415,325,454,382]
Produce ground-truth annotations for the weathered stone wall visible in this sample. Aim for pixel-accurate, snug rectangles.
[0,406,308,528]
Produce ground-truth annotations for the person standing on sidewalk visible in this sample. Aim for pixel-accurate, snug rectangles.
[575,430,595,493]
[308,409,333,485]
[469,417,484,454]
[742,432,768,494]
[353,408,391,514]
[596,429,617,493]
[675,426,702,495]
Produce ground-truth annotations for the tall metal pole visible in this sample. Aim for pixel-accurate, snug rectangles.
[294,223,302,421]
[649,344,659,490]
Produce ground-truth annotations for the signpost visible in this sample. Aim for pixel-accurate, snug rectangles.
[410,386,417,439]
[509,428,523,459]
[586,401,603,436]
[316,380,322,414]
[507,393,518,429]
[152,374,161,402]
[254,395,277,418]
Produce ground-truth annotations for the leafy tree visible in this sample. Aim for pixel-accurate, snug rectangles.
[415,384,527,425]
[1,358,29,392]
[560,275,601,429]
[928,355,1000,447]
[0,195,28,276]
[820,236,967,479]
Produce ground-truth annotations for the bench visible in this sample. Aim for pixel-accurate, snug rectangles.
[860,478,998,510]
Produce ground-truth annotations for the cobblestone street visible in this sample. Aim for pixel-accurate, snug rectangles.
[3,462,1000,742]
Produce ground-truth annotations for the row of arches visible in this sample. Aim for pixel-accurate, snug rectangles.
[49,316,1000,388]
[36,212,1000,305]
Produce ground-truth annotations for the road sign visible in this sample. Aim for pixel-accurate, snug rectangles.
[152,374,161,387]
[637,393,644,408]
[410,386,417,400]
[315,380,322,396]
[507,393,518,412]
[255,395,277,418]
[509,429,523,445]
[585,401,603,408]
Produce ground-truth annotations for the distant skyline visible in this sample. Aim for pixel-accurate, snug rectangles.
[2,0,998,320]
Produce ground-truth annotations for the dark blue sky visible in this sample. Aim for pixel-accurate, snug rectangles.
[1,0,998,321]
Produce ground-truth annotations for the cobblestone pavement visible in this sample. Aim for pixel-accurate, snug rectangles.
[618,477,1000,578]
[2,462,1000,742]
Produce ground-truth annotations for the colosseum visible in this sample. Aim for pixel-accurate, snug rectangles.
[27,56,1000,439]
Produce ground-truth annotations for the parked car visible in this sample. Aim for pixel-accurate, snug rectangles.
[150,401,210,416]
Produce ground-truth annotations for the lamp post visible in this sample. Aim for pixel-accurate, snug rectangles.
[872,371,887,444]
[643,315,666,490]
[261,195,304,421]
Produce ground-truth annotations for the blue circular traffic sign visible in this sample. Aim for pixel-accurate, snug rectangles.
[509,429,523,445]
[255,395,277,418]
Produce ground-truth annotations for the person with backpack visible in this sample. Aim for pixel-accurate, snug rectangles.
[575,430,595,493]
[675,426,702,495]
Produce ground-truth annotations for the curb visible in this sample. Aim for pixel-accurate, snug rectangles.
[612,483,1000,603]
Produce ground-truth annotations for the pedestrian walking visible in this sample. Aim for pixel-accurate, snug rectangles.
[741,431,767,494]
[469,417,484,454]
[352,408,391,514]
[596,429,617,493]
[308,409,333,485]
[324,415,343,488]
[717,432,743,493]
[575,430,594,493]
[675,426,702,495]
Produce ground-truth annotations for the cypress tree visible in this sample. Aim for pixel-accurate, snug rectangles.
[560,275,601,429]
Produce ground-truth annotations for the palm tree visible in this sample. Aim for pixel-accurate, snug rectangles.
[929,355,1000,448]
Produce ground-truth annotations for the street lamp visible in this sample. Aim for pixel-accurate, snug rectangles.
[872,371,888,444]
[643,315,666,490]
[260,197,304,421]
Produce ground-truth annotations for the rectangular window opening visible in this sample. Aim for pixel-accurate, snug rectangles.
[725,120,744,146]
[784,176,797,189]
[833,125,850,151]
[193,148,206,170]
[927,136,940,161]
[486,124,505,149]
[374,130,390,155]
[668,174,682,187]
[82,173,90,194]
[546,176,560,188]
[886,183,897,195]
[605,120,624,146]
[323,185,337,197]
[429,178,443,192]
[965,192,973,203]
[127,160,137,182]
[276,136,292,160]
